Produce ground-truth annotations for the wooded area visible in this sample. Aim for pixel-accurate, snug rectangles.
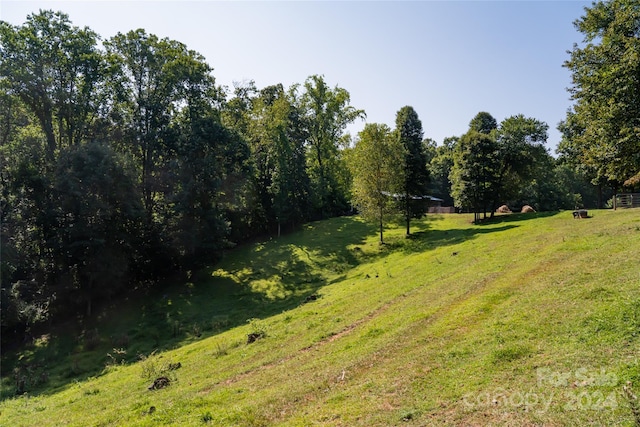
[2,2,639,344]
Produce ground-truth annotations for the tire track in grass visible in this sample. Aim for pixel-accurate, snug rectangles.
[198,291,412,393]
[199,266,502,395]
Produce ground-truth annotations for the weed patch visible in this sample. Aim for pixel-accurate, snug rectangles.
[582,297,640,341]
[490,345,532,364]
[246,318,268,344]
[139,351,161,379]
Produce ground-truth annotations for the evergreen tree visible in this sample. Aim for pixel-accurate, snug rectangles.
[395,106,429,235]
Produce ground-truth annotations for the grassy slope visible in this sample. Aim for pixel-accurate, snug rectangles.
[2,210,640,426]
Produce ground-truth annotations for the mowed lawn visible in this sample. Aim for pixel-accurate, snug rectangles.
[2,209,640,426]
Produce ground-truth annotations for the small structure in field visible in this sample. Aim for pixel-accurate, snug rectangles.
[496,205,512,214]
[380,192,446,212]
[573,209,588,219]
[521,205,536,213]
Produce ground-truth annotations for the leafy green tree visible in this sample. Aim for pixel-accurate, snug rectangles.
[489,115,548,215]
[243,84,311,236]
[551,160,602,209]
[510,149,564,211]
[166,109,248,266]
[469,111,498,135]
[349,123,402,243]
[558,113,612,208]
[0,9,109,328]
[222,82,311,237]
[451,113,549,219]
[427,136,457,207]
[562,0,640,190]
[222,80,258,140]
[450,130,498,223]
[0,106,53,339]
[395,106,429,235]
[104,29,215,224]
[270,86,311,234]
[52,142,144,317]
[219,80,264,239]
[301,75,365,218]
[450,113,500,221]
[0,10,106,159]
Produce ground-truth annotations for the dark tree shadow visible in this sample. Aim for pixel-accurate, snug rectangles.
[387,224,519,254]
[0,217,376,399]
[475,211,561,225]
[0,212,555,399]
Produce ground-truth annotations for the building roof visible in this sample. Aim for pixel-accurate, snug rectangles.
[380,191,443,202]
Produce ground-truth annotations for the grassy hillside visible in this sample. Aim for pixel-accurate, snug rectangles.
[2,210,640,426]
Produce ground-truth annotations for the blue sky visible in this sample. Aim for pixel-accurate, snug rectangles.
[1,1,591,151]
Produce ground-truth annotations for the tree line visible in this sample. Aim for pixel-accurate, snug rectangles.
[0,11,368,340]
[2,3,635,342]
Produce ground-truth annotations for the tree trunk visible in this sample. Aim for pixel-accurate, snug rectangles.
[405,198,410,236]
[598,184,603,209]
[314,141,326,219]
[379,206,384,244]
[36,104,56,161]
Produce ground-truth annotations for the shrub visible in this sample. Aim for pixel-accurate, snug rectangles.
[139,351,160,379]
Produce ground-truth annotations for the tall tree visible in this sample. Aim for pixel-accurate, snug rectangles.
[395,106,429,235]
[450,130,498,223]
[104,29,214,224]
[52,142,143,317]
[349,123,402,243]
[489,115,548,216]
[428,136,457,207]
[1,10,112,326]
[219,80,263,239]
[562,0,640,190]
[0,10,106,159]
[450,112,499,222]
[301,75,365,218]
[166,108,249,266]
[247,84,310,236]
[469,111,498,135]
[0,101,53,338]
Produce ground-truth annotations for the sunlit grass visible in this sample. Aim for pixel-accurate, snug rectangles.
[2,210,640,425]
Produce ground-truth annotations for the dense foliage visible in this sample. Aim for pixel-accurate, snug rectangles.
[1,6,611,345]
[0,11,364,341]
[559,0,640,192]
[449,111,600,222]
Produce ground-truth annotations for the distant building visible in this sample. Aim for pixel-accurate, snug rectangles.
[380,192,450,212]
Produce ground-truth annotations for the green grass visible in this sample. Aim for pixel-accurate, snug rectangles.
[2,210,640,425]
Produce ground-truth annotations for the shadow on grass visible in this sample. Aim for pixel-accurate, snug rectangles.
[384,224,519,254]
[385,211,563,255]
[0,217,377,400]
[0,213,551,399]
[474,211,561,226]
